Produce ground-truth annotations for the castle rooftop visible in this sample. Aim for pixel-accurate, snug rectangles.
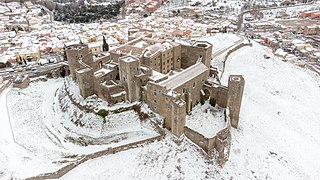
[158,62,208,90]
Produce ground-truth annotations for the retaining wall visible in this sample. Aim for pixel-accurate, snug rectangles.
[26,134,162,180]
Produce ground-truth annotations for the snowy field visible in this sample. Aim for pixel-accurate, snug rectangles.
[61,135,212,180]
[221,41,320,179]
[62,41,320,179]
[0,78,159,179]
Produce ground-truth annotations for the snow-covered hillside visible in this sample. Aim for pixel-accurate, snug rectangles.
[60,41,320,179]
[220,41,320,179]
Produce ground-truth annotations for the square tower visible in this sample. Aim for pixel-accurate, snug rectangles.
[118,55,141,102]
[227,75,245,128]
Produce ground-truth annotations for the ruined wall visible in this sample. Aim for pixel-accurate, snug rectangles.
[81,53,94,68]
[12,76,30,89]
[184,109,231,166]
[184,126,209,152]
[95,69,119,83]
[95,83,125,104]
[93,54,110,70]
[203,83,229,108]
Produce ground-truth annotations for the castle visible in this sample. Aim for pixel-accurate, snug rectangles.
[66,36,245,164]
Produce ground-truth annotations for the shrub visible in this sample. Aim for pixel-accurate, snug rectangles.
[209,97,216,107]
[96,109,109,119]
[200,95,205,105]
[133,105,141,113]
[138,111,149,121]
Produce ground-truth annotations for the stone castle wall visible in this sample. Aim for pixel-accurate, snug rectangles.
[184,109,231,166]
[203,83,229,108]
[181,42,212,69]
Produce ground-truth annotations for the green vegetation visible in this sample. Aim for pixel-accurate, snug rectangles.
[53,2,122,23]
[209,97,216,107]
[200,95,205,105]
[96,109,109,121]
[102,36,109,51]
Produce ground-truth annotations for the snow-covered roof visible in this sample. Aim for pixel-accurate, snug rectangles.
[158,62,208,90]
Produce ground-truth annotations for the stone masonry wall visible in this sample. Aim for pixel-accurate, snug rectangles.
[184,109,231,166]
[203,83,229,108]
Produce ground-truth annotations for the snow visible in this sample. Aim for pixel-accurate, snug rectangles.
[200,33,244,71]
[61,135,210,180]
[62,40,320,179]
[220,41,320,179]
[0,88,14,143]
[0,77,159,178]
[66,77,136,111]
[186,101,226,138]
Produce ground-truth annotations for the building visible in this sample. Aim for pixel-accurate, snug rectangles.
[301,10,320,18]
[66,36,245,163]
[303,25,320,35]
[12,75,30,89]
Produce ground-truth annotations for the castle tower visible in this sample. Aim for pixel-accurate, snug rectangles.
[118,55,141,102]
[227,75,245,129]
[75,67,94,98]
[180,41,212,69]
[171,98,186,137]
[65,44,90,80]
[192,41,213,68]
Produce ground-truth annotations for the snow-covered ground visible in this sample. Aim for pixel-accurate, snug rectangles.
[61,135,211,180]
[186,101,225,138]
[1,35,320,179]
[199,33,245,72]
[200,33,242,55]
[0,78,159,179]
[221,41,320,179]
[62,40,320,179]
